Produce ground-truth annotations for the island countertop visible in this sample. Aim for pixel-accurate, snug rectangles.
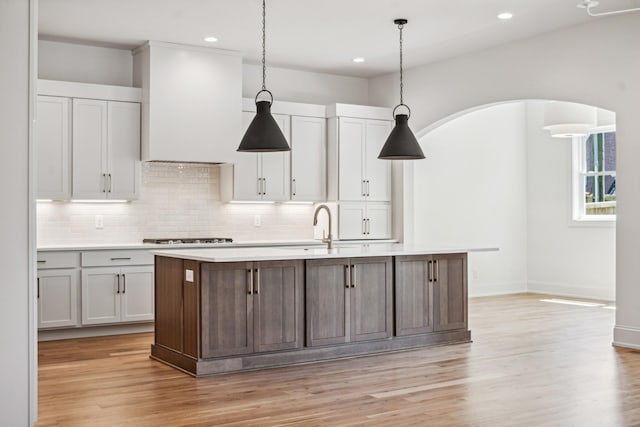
[152,243,498,263]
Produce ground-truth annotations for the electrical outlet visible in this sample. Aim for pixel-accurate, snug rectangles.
[254,215,261,227]
[95,215,104,229]
[185,269,194,282]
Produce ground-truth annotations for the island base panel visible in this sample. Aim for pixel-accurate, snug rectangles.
[151,329,471,377]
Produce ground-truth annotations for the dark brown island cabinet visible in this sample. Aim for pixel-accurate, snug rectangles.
[151,252,470,377]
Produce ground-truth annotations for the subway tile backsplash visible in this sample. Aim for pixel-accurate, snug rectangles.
[37,162,315,245]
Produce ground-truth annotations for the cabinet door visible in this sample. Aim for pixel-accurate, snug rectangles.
[36,96,70,200]
[253,260,304,352]
[366,203,392,239]
[338,118,366,201]
[37,268,79,329]
[364,120,392,201]
[433,253,468,332]
[201,262,254,358]
[338,203,366,240]
[120,266,154,322]
[73,98,108,199]
[306,258,350,346]
[350,257,393,341]
[291,116,325,201]
[107,101,140,200]
[394,256,434,336]
[261,114,291,201]
[82,267,120,325]
[233,112,262,200]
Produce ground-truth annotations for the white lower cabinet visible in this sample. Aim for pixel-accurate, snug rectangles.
[37,268,80,329]
[82,265,154,325]
[338,202,391,240]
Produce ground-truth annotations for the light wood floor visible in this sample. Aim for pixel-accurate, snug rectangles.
[37,294,640,426]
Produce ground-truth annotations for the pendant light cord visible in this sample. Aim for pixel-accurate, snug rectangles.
[398,22,404,106]
[262,0,267,91]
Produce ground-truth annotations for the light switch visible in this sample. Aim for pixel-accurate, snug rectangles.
[185,269,194,282]
[254,215,261,227]
[95,215,104,229]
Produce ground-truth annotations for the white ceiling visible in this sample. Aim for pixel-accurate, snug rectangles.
[38,0,640,77]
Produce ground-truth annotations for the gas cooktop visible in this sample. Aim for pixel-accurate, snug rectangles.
[143,238,233,245]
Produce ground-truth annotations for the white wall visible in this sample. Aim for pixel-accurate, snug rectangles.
[38,39,133,86]
[243,64,368,105]
[369,14,640,348]
[37,163,315,245]
[415,103,528,296]
[0,0,35,424]
[526,101,615,300]
[37,40,370,105]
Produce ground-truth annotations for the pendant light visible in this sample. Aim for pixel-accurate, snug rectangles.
[237,0,290,152]
[378,19,425,160]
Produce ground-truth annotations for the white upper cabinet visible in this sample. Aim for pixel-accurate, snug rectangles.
[107,102,140,200]
[231,112,291,201]
[327,104,393,203]
[291,116,326,201]
[36,96,70,200]
[72,99,140,200]
[364,120,392,201]
[133,41,242,164]
[335,117,391,202]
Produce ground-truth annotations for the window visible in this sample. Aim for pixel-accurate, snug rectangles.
[572,132,616,221]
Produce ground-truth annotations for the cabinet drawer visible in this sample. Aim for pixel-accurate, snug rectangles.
[81,250,154,267]
[37,251,80,269]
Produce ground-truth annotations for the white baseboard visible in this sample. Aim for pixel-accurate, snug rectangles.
[38,322,154,341]
[527,281,615,301]
[469,281,528,297]
[613,326,640,350]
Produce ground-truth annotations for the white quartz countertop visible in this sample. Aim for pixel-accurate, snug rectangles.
[152,244,499,262]
[37,239,400,252]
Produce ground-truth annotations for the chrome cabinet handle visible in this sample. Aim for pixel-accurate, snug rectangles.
[366,180,370,197]
[434,260,439,282]
[263,178,267,195]
[37,260,46,264]
[247,269,253,295]
[122,273,126,294]
[428,260,433,283]
[366,218,370,235]
[102,174,107,192]
[362,180,366,197]
[116,273,120,294]
[108,174,112,193]
[362,218,366,235]
[345,264,351,288]
[351,264,356,288]
[292,178,296,196]
[37,277,40,299]
[257,178,261,195]
[110,257,131,261]
[255,269,260,294]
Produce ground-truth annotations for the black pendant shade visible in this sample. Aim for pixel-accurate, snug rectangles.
[237,101,290,152]
[378,114,425,160]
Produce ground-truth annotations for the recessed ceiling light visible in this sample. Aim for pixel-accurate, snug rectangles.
[203,36,218,43]
[352,57,365,63]
[497,12,513,20]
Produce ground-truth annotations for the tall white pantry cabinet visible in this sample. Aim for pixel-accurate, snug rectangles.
[327,104,394,240]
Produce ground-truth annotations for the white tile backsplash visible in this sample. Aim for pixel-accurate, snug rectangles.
[37,163,315,245]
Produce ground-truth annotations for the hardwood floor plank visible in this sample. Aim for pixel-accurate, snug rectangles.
[37,294,640,426]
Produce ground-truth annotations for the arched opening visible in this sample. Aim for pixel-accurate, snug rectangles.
[405,100,616,301]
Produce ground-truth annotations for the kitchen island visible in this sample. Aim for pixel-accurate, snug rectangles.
[150,244,495,376]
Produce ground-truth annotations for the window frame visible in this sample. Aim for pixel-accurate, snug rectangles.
[571,132,616,225]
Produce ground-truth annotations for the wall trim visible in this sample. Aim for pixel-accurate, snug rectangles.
[528,280,615,301]
[469,281,528,297]
[613,326,640,349]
